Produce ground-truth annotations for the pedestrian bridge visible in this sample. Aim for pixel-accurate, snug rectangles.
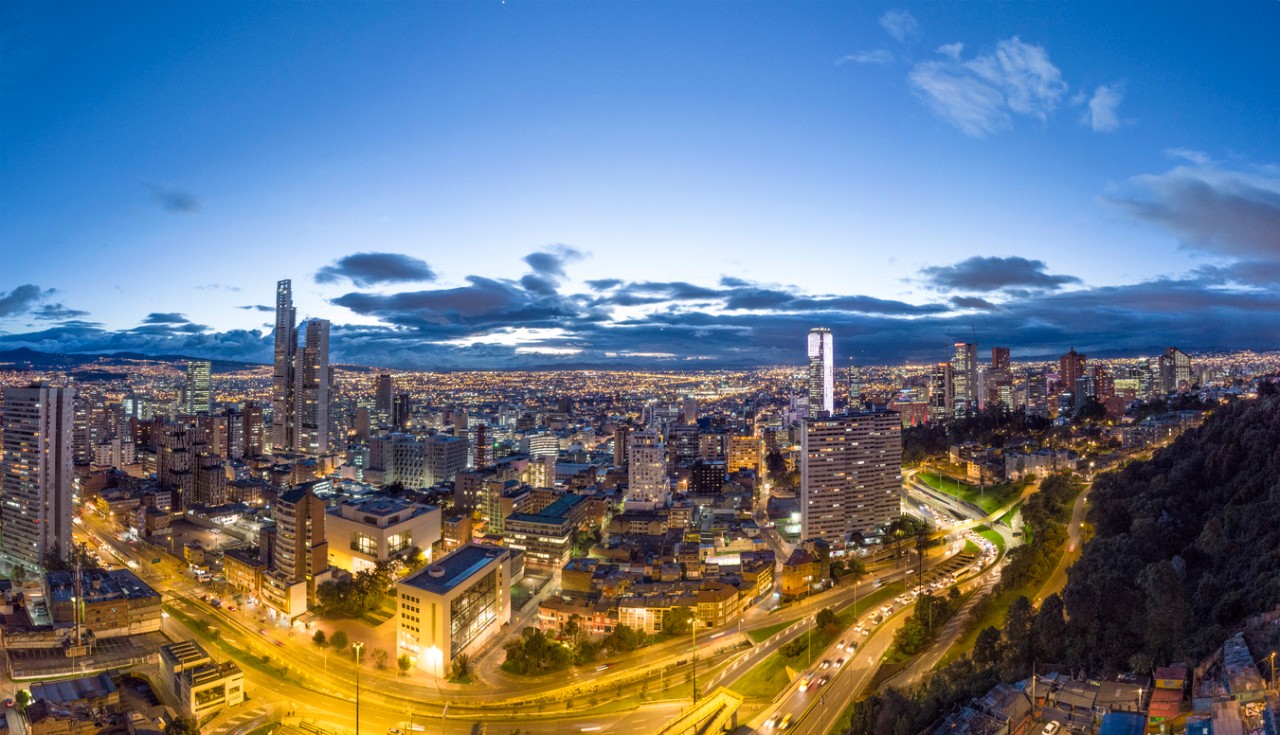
[656,687,744,735]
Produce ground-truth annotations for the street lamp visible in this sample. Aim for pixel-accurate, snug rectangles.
[352,641,364,735]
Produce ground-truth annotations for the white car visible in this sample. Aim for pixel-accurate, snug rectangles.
[1042,722,1061,735]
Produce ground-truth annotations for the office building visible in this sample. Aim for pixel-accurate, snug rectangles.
[503,493,587,572]
[928,362,953,424]
[1160,347,1192,394]
[271,279,297,452]
[294,319,331,455]
[613,424,633,467]
[951,342,978,418]
[807,328,834,417]
[368,433,469,489]
[397,543,512,678]
[327,496,442,573]
[800,410,902,548]
[375,373,394,415]
[160,640,245,720]
[625,429,668,508]
[1,383,75,570]
[185,360,212,415]
[985,347,1012,412]
[727,433,762,473]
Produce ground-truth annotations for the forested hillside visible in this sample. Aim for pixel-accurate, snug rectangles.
[1063,394,1280,671]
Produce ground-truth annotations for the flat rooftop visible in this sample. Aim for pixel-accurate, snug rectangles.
[402,544,506,595]
[45,569,160,605]
[507,493,586,526]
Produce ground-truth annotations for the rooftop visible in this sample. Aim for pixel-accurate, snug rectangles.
[45,568,160,605]
[402,543,507,595]
[507,493,586,526]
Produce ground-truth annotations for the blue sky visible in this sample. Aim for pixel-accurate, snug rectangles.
[1,1,1277,368]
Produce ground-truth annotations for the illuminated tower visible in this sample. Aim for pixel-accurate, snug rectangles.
[294,319,330,455]
[951,342,977,418]
[807,328,834,417]
[185,359,212,415]
[800,410,902,547]
[271,280,297,452]
[1,383,75,570]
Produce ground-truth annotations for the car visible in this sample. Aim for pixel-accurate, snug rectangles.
[388,730,403,735]
[818,675,829,686]
[1042,722,1061,735]
[2,698,13,708]
[798,676,811,692]
[272,639,285,647]
[837,640,846,649]
[778,714,793,730]
[820,659,831,668]
[226,605,236,612]
[765,714,781,729]
[835,657,845,666]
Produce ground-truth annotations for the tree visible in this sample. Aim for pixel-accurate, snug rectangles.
[602,623,647,653]
[816,607,839,637]
[1000,596,1035,678]
[973,626,1003,669]
[372,647,389,670]
[312,630,327,646]
[662,607,694,637]
[397,654,413,675]
[1031,594,1068,663]
[450,653,470,680]
[14,689,32,714]
[164,717,201,735]
[329,630,349,652]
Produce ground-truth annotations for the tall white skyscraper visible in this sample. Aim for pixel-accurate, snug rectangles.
[625,429,668,508]
[1,383,75,569]
[800,410,902,548]
[271,279,297,452]
[807,327,834,417]
[185,359,212,415]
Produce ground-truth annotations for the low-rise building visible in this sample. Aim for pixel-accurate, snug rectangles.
[159,640,245,720]
[45,569,162,637]
[327,495,442,573]
[396,543,512,678]
[503,493,587,572]
[780,548,823,597]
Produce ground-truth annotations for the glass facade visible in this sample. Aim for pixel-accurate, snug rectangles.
[449,569,497,654]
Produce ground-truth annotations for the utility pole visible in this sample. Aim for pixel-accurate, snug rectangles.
[353,642,364,735]
[691,616,698,704]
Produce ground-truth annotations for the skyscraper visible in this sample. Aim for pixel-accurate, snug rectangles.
[985,347,1012,412]
[928,362,953,423]
[294,319,330,455]
[800,410,902,547]
[1059,348,1086,393]
[807,328,834,417]
[1,383,75,569]
[375,373,394,415]
[951,342,978,418]
[270,280,331,456]
[185,359,212,415]
[1159,347,1192,394]
[271,280,297,452]
[626,429,668,508]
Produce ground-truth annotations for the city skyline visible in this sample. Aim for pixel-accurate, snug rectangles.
[2,2,1278,370]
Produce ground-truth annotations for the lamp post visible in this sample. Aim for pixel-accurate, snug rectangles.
[352,642,364,735]
[691,615,698,705]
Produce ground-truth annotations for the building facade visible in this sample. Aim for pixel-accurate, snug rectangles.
[800,410,902,548]
[1,383,75,570]
[327,496,442,573]
[807,327,834,417]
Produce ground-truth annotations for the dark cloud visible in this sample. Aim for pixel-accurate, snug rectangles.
[315,252,437,287]
[146,184,201,213]
[31,303,90,320]
[1107,164,1280,262]
[142,312,190,324]
[0,284,47,317]
[238,305,276,312]
[523,246,583,278]
[950,295,998,310]
[921,256,1082,292]
[586,278,623,291]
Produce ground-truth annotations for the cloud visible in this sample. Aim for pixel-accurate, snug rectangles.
[142,312,190,324]
[196,283,242,292]
[238,304,275,312]
[1106,162,1280,262]
[0,284,48,317]
[586,279,623,291]
[1084,83,1124,132]
[950,295,999,310]
[315,252,437,287]
[1164,148,1210,166]
[838,50,895,66]
[880,10,919,42]
[521,246,584,296]
[922,256,1082,292]
[909,37,1067,137]
[146,184,201,213]
[31,303,90,320]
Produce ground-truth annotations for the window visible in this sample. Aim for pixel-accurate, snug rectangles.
[351,532,377,556]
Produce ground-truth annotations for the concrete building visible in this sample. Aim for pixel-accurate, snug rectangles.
[369,433,469,489]
[159,640,245,720]
[1160,346,1192,393]
[800,410,902,548]
[503,493,587,572]
[397,543,512,678]
[262,482,329,618]
[327,496,442,573]
[1,383,75,570]
[952,342,978,418]
[270,279,297,453]
[807,327,834,417]
[294,318,331,455]
[185,360,212,415]
[625,429,668,508]
[45,568,162,637]
[727,434,762,473]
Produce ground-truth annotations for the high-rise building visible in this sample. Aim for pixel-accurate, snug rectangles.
[1,383,75,570]
[951,342,978,418]
[262,481,329,617]
[626,430,668,507]
[1159,347,1192,394]
[800,410,902,547]
[990,347,1011,372]
[271,280,297,452]
[185,360,212,415]
[928,362,953,423]
[375,374,394,415]
[613,424,633,468]
[294,319,330,455]
[985,347,1012,412]
[807,328,834,417]
[242,401,265,457]
[393,393,413,431]
[1059,349,1086,393]
[1025,369,1049,417]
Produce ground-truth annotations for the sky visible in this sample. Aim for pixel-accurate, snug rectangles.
[1,1,1278,369]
